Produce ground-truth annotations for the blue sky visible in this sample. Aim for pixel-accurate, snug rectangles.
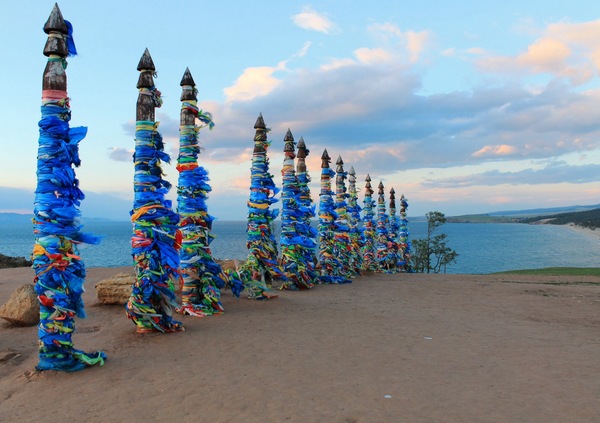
[1,0,600,220]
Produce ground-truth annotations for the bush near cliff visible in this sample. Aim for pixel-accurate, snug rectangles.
[0,253,32,269]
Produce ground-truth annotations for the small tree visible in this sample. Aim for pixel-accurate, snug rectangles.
[411,211,458,273]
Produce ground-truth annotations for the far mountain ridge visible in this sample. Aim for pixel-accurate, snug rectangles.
[448,204,600,229]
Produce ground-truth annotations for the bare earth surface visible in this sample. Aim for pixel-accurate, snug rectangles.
[1,266,599,423]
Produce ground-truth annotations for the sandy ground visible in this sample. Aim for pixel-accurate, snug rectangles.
[1,266,600,423]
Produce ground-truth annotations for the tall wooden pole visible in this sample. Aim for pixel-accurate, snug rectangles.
[236,114,281,299]
[317,150,350,284]
[280,130,314,290]
[126,49,184,333]
[388,187,400,273]
[398,194,411,270]
[33,3,105,371]
[295,137,319,283]
[361,174,377,271]
[375,181,392,272]
[333,156,356,278]
[176,68,233,316]
[347,166,363,274]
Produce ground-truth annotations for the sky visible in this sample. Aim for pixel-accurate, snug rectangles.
[1,0,600,220]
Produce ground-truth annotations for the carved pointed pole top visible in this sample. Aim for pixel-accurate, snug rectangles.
[283,129,295,158]
[137,48,155,71]
[180,67,196,86]
[321,149,331,168]
[365,174,373,192]
[284,128,294,142]
[180,67,197,102]
[254,113,266,129]
[253,114,267,153]
[44,3,68,35]
[296,137,307,159]
[336,155,344,173]
[296,137,307,173]
[365,174,373,196]
[136,49,159,121]
[42,4,69,90]
[180,68,197,129]
[378,181,385,194]
[389,187,396,210]
[348,166,356,183]
[136,49,156,90]
[43,4,68,58]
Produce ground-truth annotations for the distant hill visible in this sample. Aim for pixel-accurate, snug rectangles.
[0,213,33,224]
[449,205,600,229]
[487,204,600,217]
[520,208,600,229]
[0,213,118,224]
[0,186,132,221]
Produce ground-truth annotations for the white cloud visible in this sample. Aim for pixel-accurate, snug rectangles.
[472,144,518,157]
[476,19,600,85]
[223,61,286,102]
[367,22,432,63]
[354,47,393,65]
[292,7,335,34]
[320,58,356,71]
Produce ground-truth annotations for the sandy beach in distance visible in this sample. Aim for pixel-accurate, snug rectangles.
[567,223,600,240]
[1,266,600,423]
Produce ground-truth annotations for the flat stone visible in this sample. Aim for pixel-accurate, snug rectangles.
[0,284,39,326]
[95,273,134,305]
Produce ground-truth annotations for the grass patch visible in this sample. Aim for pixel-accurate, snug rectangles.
[494,267,600,276]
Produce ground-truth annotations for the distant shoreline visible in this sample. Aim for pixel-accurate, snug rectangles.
[566,223,600,240]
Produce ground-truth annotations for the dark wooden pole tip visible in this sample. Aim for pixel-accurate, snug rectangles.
[44,3,68,34]
[296,138,307,159]
[137,48,155,71]
[180,67,195,86]
[284,129,294,142]
[254,113,266,129]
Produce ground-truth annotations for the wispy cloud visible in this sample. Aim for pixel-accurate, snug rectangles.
[108,147,133,162]
[472,144,518,157]
[367,22,433,63]
[476,19,600,85]
[292,6,335,34]
[423,162,600,188]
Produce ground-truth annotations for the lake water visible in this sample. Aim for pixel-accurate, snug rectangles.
[1,220,598,274]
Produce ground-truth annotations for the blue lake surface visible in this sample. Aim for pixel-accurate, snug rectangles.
[1,220,598,274]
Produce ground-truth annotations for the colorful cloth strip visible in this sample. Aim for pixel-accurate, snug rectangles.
[361,176,377,271]
[126,119,184,333]
[176,98,240,317]
[317,152,351,284]
[347,168,363,275]
[237,116,282,298]
[34,76,105,370]
[279,132,315,290]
